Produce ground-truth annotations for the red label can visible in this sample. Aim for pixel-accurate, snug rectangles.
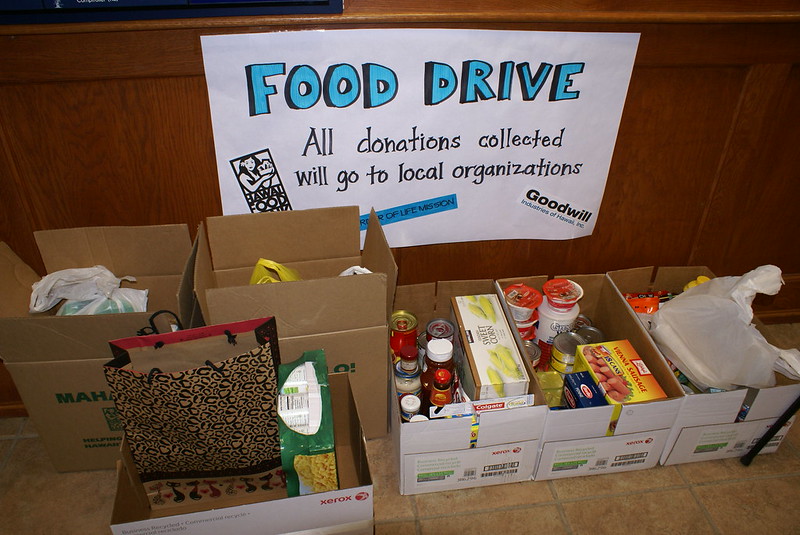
[390,310,418,362]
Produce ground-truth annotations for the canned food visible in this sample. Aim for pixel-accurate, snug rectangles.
[574,314,593,329]
[575,325,605,344]
[551,331,587,372]
[390,310,418,361]
[523,340,541,367]
[426,318,455,342]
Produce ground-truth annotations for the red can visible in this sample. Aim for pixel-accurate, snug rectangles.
[390,310,418,362]
[426,318,455,342]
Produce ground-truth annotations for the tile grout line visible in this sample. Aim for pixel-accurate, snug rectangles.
[548,479,576,535]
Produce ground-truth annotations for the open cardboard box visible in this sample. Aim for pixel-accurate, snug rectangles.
[0,226,192,471]
[391,280,548,495]
[189,206,397,440]
[607,266,800,465]
[496,274,685,480]
[110,373,373,535]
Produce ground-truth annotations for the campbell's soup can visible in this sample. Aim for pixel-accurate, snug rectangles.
[550,331,586,374]
[426,318,455,342]
[390,310,418,362]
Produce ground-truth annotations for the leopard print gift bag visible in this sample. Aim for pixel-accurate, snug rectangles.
[104,316,286,510]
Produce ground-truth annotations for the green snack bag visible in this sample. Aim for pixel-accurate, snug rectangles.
[277,350,339,497]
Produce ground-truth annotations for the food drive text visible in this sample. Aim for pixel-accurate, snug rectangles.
[246,60,585,115]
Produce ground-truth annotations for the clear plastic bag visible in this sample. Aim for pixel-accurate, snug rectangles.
[29,265,147,315]
[56,287,149,316]
[649,265,800,391]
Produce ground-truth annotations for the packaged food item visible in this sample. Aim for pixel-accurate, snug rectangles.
[426,318,455,342]
[503,283,542,323]
[535,279,584,371]
[277,350,338,497]
[550,331,587,375]
[573,340,667,404]
[451,294,529,400]
[390,310,418,363]
[563,371,609,408]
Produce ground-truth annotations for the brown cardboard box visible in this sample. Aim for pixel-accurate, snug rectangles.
[0,225,192,471]
[190,206,397,439]
[110,373,374,535]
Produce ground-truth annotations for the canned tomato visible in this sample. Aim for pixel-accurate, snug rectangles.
[390,310,418,362]
[426,318,455,342]
[550,331,587,374]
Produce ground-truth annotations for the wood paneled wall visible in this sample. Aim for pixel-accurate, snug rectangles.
[0,1,798,322]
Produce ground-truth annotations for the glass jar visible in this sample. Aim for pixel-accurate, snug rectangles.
[420,338,454,394]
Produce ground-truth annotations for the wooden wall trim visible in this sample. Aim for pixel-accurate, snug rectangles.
[2,3,800,37]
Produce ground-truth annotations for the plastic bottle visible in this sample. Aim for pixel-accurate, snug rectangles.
[420,338,454,395]
[535,279,583,371]
[428,368,454,410]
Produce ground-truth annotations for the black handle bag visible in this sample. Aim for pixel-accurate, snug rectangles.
[105,316,286,510]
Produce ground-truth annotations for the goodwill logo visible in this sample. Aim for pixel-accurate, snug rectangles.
[521,189,593,229]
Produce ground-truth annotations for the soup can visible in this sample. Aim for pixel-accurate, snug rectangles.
[426,318,455,342]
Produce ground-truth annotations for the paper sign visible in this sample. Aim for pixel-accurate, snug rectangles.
[201,29,639,246]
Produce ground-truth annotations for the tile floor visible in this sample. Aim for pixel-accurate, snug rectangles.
[2,324,799,535]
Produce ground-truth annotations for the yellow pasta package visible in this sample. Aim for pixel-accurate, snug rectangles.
[277,350,339,497]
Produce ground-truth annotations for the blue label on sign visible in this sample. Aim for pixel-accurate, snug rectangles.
[360,194,458,230]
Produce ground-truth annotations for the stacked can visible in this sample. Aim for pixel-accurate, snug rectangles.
[549,331,587,375]
[502,283,543,342]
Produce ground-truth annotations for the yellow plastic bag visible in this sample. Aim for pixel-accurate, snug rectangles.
[249,258,302,285]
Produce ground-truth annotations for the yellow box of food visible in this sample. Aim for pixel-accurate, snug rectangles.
[573,339,667,404]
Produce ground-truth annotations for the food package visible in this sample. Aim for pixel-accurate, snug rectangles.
[277,350,338,497]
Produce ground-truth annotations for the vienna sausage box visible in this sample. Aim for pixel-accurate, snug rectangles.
[495,274,684,480]
[391,280,547,495]
[607,266,800,465]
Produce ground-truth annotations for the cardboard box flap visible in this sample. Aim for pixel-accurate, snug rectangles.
[206,274,387,336]
[206,206,361,270]
[0,313,149,364]
[34,225,191,276]
[0,242,41,318]
[362,210,398,317]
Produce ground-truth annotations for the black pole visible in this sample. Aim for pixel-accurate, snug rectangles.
[740,393,800,466]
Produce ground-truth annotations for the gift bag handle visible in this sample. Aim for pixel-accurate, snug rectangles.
[137,310,184,336]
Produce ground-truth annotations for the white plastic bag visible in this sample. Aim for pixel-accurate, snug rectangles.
[29,265,147,315]
[649,265,800,391]
[56,287,149,316]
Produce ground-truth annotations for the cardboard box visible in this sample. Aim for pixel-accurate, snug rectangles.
[110,373,374,535]
[607,266,800,465]
[189,207,396,440]
[391,280,548,495]
[496,274,685,480]
[450,294,530,400]
[0,226,192,471]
